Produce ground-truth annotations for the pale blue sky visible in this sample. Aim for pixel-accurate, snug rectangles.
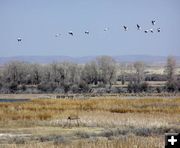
[0,0,180,57]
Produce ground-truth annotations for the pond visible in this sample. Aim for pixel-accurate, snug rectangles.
[0,99,31,103]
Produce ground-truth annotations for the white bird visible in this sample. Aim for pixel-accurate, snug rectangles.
[137,24,141,30]
[17,37,22,42]
[55,33,61,37]
[150,29,153,33]
[68,31,73,36]
[144,30,148,33]
[104,27,109,31]
[123,26,128,31]
[152,20,156,25]
[157,28,160,32]
[85,31,89,34]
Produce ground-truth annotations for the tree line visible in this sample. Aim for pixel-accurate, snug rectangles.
[0,56,179,94]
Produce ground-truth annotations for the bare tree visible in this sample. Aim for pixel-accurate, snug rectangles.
[165,56,177,92]
[41,65,51,83]
[3,61,29,84]
[96,56,117,88]
[165,56,176,82]
[82,61,98,85]
[50,62,61,85]
[30,64,42,85]
[119,63,126,85]
[133,61,145,84]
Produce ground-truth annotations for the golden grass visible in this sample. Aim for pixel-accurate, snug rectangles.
[0,97,180,122]
[0,96,179,147]
[0,135,164,148]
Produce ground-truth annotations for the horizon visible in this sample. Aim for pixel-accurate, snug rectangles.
[1,54,180,58]
[0,54,180,66]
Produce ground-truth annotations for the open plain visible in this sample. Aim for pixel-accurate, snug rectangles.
[0,95,180,148]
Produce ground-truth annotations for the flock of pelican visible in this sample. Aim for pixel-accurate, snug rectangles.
[123,20,160,33]
[17,19,160,42]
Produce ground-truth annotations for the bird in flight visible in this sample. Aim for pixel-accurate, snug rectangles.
[157,28,160,32]
[104,27,109,31]
[85,31,89,34]
[144,30,148,33]
[123,26,128,31]
[17,37,22,42]
[150,29,153,33]
[152,20,156,25]
[55,33,61,37]
[137,24,141,30]
[68,31,73,36]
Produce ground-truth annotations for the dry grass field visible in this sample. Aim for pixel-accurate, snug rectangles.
[0,96,180,148]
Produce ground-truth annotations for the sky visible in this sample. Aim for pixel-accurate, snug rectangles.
[0,0,180,57]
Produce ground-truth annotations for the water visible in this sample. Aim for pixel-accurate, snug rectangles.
[0,99,31,102]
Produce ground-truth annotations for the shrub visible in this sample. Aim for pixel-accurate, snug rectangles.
[166,81,177,92]
[145,74,167,81]
[53,87,64,93]
[127,83,139,93]
[74,131,91,138]
[128,82,149,93]
[10,82,18,92]
[78,81,90,93]
[63,83,71,93]
[38,82,57,92]
[156,87,162,93]
[140,82,149,92]
[70,84,79,93]
[0,87,11,93]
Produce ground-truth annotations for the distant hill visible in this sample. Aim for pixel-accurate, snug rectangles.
[0,55,180,65]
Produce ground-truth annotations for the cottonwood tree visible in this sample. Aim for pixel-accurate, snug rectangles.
[2,61,28,84]
[126,63,134,83]
[165,56,177,92]
[61,62,81,92]
[165,56,176,82]
[133,61,145,84]
[96,56,117,88]
[127,61,147,93]
[41,65,51,83]
[63,62,81,85]
[82,61,98,85]
[48,62,81,93]
[30,64,42,85]
[119,63,126,85]
[50,62,61,85]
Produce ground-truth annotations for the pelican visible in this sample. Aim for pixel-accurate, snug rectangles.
[137,24,141,30]
[104,27,109,31]
[85,31,89,34]
[150,29,153,33]
[68,31,73,36]
[17,37,22,42]
[144,30,148,33]
[55,33,61,37]
[123,26,128,31]
[152,20,155,25]
[157,28,160,32]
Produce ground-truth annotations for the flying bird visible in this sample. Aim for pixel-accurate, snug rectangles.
[123,26,128,31]
[144,30,148,33]
[150,29,153,33]
[17,37,22,42]
[55,33,61,37]
[68,31,73,36]
[152,20,156,25]
[104,27,109,31]
[85,31,89,34]
[157,28,160,32]
[137,24,141,30]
